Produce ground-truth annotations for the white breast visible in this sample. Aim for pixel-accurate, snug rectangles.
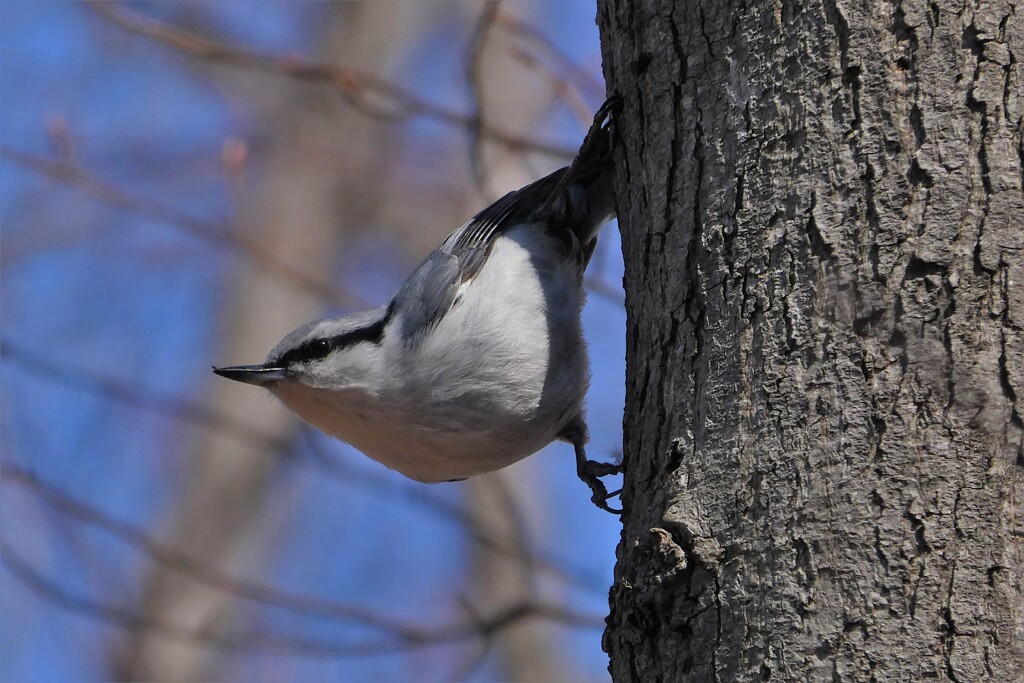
[279,224,590,483]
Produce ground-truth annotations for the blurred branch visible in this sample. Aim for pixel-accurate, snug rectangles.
[2,464,601,643]
[1,145,623,310]
[1,464,421,634]
[111,8,404,673]
[465,1,502,196]
[86,0,577,161]
[507,44,595,128]
[301,435,604,594]
[0,146,364,309]
[467,470,570,682]
[585,273,626,307]
[1,538,601,659]
[449,637,494,683]
[1,339,287,453]
[495,12,605,97]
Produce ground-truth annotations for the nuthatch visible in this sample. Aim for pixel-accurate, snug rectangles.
[215,97,623,513]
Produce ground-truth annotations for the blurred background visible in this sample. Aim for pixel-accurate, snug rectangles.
[0,2,624,681]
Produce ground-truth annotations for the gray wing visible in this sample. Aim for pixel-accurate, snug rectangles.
[390,169,567,343]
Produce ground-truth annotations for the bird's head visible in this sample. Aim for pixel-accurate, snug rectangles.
[213,306,390,395]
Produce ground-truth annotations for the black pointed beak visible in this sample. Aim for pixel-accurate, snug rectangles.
[212,364,287,386]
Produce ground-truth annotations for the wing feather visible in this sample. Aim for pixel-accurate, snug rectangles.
[390,169,567,343]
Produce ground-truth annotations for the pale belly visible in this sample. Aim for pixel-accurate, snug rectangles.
[274,378,581,482]
[271,226,589,482]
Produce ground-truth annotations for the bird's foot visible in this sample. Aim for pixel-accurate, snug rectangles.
[594,94,623,133]
[575,445,623,515]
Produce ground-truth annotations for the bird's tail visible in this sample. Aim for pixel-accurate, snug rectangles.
[540,95,622,251]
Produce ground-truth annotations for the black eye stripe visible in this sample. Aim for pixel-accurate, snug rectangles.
[277,343,327,367]
[277,315,388,366]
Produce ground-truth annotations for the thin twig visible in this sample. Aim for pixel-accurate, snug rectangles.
[465,1,503,197]
[1,339,288,453]
[1,464,424,635]
[0,146,363,308]
[495,12,605,97]
[86,0,576,161]
[1,538,601,659]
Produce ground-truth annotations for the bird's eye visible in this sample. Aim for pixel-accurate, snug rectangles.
[277,337,334,368]
[309,339,331,357]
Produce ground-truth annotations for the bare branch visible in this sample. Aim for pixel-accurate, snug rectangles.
[495,12,605,97]
[585,274,626,307]
[1,464,421,633]
[3,463,606,647]
[0,146,363,309]
[86,1,576,161]
[1,537,601,659]
[465,1,503,196]
[1,339,287,453]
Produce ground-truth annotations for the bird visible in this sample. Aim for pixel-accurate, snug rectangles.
[214,97,623,513]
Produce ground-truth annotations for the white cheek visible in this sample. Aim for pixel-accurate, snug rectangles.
[269,382,365,437]
[302,345,383,393]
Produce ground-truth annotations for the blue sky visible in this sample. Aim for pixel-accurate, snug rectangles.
[1,3,623,681]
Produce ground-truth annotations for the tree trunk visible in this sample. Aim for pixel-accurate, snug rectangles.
[598,0,1023,680]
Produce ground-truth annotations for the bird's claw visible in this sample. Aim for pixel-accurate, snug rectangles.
[594,94,623,131]
[589,484,623,515]
[574,446,623,515]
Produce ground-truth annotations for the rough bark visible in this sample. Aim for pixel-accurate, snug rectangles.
[599,0,1023,680]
